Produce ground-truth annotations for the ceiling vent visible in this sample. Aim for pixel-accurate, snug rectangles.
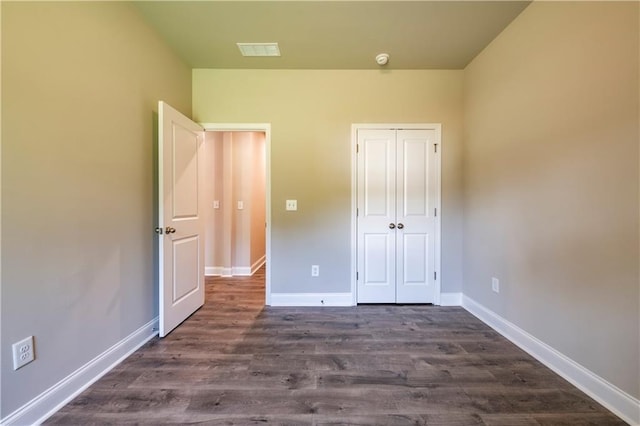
[237,43,281,57]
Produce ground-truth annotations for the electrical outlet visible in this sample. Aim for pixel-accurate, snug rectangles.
[492,277,500,293]
[286,200,297,211]
[213,200,220,209]
[12,336,35,370]
[311,265,319,277]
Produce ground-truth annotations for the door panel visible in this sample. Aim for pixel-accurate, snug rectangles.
[357,129,396,303]
[159,101,204,337]
[172,235,200,302]
[401,233,427,284]
[363,138,392,216]
[402,139,428,216]
[172,124,200,218]
[363,233,392,282]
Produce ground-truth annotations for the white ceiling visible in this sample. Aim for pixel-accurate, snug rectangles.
[134,1,531,70]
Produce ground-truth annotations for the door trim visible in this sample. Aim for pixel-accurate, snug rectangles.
[201,123,272,305]
[351,123,442,305]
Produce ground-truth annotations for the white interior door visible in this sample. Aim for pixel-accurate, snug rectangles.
[158,101,205,337]
[395,129,436,303]
[356,127,438,304]
[356,129,397,303]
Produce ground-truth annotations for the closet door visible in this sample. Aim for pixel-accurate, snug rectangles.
[356,128,437,304]
[356,129,396,303]
[395,129,436,303]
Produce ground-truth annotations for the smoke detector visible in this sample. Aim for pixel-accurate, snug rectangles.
[375,53,389,66]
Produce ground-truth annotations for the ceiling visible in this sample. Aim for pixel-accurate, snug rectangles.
[134,1,531,70]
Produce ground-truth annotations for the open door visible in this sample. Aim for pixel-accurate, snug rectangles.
[157,101,205,337]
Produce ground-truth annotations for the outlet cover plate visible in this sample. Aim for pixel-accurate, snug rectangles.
[286,200,297,211]
[12,336,35,370]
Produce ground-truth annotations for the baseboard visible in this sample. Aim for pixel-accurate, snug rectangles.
[204,266,231,276]
[1,318,159,426]
[205,256,265,277]
[230,266,249,276]
[205,266,222,276]
[439,292,462,306]
[462,295,640,426]
[250,255,266,275]
[269,292,354,307]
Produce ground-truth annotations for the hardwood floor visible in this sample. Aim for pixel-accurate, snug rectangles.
[46,267,625,425]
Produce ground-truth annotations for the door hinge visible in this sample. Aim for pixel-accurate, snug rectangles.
[434,144,438,153]
[356,144,359,153]
[356,208,359,217]
[434,208,437,217]
[434,271,437,280]
[356,272,359,280]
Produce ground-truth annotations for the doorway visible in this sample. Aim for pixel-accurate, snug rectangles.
[202,123,272,305]
[352,124,442,305]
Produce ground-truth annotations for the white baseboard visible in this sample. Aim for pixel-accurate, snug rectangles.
[269,292,354,307]
[231,266,251,276]
[205,266,222,276]
[462,295,640,426]
[205,266,232,276]
[439,292,462,306]
[250,255,266,275]
[205,255,265,277]
[2,318,159,426]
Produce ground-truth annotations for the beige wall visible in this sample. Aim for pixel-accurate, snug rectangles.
[250,132,267,268]
[1,1,192,417]
[204,132,224,271]
[193,70,464,294]
[463,1,639,398]
[232,132,252,268]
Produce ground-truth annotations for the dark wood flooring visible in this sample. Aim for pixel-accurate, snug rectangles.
[46,267,625,425]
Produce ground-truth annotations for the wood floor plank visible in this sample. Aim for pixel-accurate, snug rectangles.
[45,266,626,425]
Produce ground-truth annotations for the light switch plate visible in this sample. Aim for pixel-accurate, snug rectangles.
[213,200,220,209]
[237,201,244,210]
[286,200,297,211]
[492,277,500,293]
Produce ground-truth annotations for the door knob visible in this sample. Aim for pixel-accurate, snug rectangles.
[397,223,404,229]
[165,226,176,234]
[389,223,396,229]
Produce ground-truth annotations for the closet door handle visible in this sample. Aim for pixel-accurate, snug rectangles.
[397,223,404,229]
[389,223,396,229]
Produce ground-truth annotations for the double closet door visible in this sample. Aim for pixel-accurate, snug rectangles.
[356,128,439,304]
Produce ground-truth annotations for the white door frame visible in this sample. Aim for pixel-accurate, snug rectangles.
[351,123,442,305]
[201,123,272,305]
